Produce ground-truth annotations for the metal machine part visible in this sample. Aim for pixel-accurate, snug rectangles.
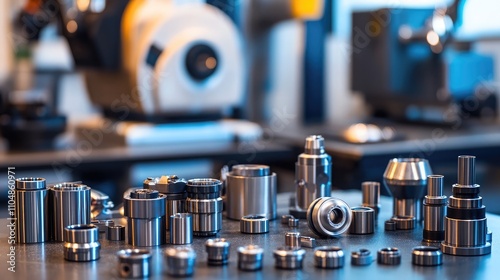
[165,246,197,277]
[441,155,492,256]
[377,248,401,265]
[273,247,306,270]
[144,175,187,230]
[50,182,91,242]
[15,177,49,243]
[349,207,375,234]
[90,189,114,220]
[91,220,115,234]
[107,225,125,241]
[314,246,345,269]
[412,246,443,266]
[226,164,277,220]
[383,158,432,222]
[123,189,166,246]
[385,220,397,231]
[391,216,416,230]
[63,224,100,262]
[285,232,301,249]
[300,236,317,248]
[351,249,373,266]
[237,245,264,271]
[186,178,223,236]
[240,215,269,234]
[291,135,332,219]
[205,238,231,266]
[306,197,353,237]
[361,181,381,218]
[170,213,193,245]
[117,249,152,278]
[282,215,295,224]
[487,229,493,244]
[423,175,447,242]
[288,218,299,228]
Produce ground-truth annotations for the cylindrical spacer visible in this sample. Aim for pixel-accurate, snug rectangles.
[240,215,269,234]
[226,164,277,220]
[391,216,416,230]
[351,249,373,266]
[63,224,100,262]
[186,178,223,236]
[170,213,193,245]
[107,225,125,241]
[458,155,475,186]
[165,247,197,277]
[361,181,381,216]
[238,245,264,271]
[349,207,374,234]
[428,175,444,196]
[288,218,299,227]
[51,182,91,242]
[385,220,397,231]
[314,246,345,269]
[117,249,152,278]
[306,197,352,237]
[377,248,401,265]
[15,177,49,243]
[285,232,301,248]
[273,247,306,270]
[412,246,443,266]
[206,238,231,265]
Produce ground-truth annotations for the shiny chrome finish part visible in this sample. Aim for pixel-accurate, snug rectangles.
[412,246,442,266]
[361,181,381,217]
[170,213,193,245]
[383,158,432,221]
[51,182,91,242]
[314,246,344,269]
[351,249,373,266]
[15,177,49,243]
[377,247,401,265]
[288,218,299,227]
[117,249,152,278]
[186,178,223,236]
[423,175,447,242]
[285,232,301,248]
[123,189,166,246]
[307,197,352,237]
[349,207,374,234]
[226,164,277,220]
[107,225,125,241]
[292,135,332,218]
[240,215,269,234]
[300,236,317,248]
[63,224,100,262]
[165,246,197,277]
[391,216,416,230]
[205,238,231,265]
[273,247,306,270]
[238,245,264,271]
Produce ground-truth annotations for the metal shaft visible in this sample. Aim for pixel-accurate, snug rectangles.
[423,175,446,243]
[458,155,475,186]
[361,181,381,217]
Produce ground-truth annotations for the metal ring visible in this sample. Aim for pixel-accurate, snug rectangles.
[412,246,443,266]
[240,215,269,234]
[64,224,100,262]
[307,197,353,237]
[351,249,373,266]
[117,249,152,278]
[15,177,46,190]
[385,220,396,231]
[205,238,231,265]
[392,216,416,230]
[377,248,401,265]
[314,246,345,269]
[349,207,374,234]
[164,246,197,277]
[273,247,306,270]
[238,245,264,271]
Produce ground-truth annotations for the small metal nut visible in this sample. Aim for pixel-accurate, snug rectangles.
[300,236,316,248]
[240,215,269,234]
[238,245,264,271]
[282,215,295,224]
[205,238,231,266]
[412,246,443,266]
[314,246,345,269]
[288,218,299,227]
[117,249,152,278]
[377,248,401,265]
[273,246,306,270]
[165,246,197,277]
[285,232,301,248]
[351,249,373,266]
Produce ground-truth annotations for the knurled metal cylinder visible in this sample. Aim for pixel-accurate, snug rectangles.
[170,213,193,245]
[50,182,91,242]
[361,181,381,217]
[349,207,374,234]
[117,249,152,278]
[205,238,231,265]
[186,178,223,236]
[63,224,100,262]
[273,247,306,270]
[306,197,352,237]
[314,246,345,269]
[238,245,264,271]
[123,189,166,246]
[293,135,332,216]
[226,164,277,220]
[423,175,447,242]
[165,247,197,277]
[15,177,49,243]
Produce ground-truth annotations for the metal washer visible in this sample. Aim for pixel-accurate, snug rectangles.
[240,215,269,234]
[377,248,401,265]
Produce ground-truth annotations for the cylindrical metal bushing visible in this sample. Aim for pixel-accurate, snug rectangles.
[186,178,223,236]
[165,246,197,277]
[292,135,332,218]
[412,246,443,266]
[288,218,299,227]
[361,181,381,217]
[226,164,277,220]
[384,220,397,231]
[273,247,306,270]
[144,175,187,230]
[377,248,401,265]
[63,224,100,262]
[285,232,301,248]
[314,246,345,269]
[50,182,91,242]
[349,207,374,234]
[170,213,193,245]
[206,238,231,265]
[107,225,125,241]
[351,249,373,266]
[15,177,49,243]
[238,245,264,271]
[123,189,166,246]
[423,175,447,242]
[117,249,152,278]
[282,215,294,224]
[240,215,269,234]
[391,216,416,230]
[307,197,352,237]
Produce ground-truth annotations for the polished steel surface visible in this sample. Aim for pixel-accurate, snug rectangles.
[50,182,91,242]
[391,216,416,230]
[299,236,317,248]
[351,249,373,266]
[361,181,381,217]
[423,175,447,242]
[15,177,48,243]
[164,247,196,277]
[377,248,401,265]
[314,246,344,269]
[170,213,193,245]
[226,164,277,220]
[273,247,306,270]
[349,207,374,234]
[107,225,125,241]
[237,245,264,271]
[240,215,269,234]
[117,249,152,278]
[384,220,397,231]
[411,246,442,266]
[285,232,301,248]
[457,155,475,186]
[205,238,230,265]
[63,224,100,262]
[186,178,222,236]
[307,197,352,237]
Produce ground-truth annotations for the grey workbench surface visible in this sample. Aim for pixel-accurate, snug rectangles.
[1,190,498,280]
